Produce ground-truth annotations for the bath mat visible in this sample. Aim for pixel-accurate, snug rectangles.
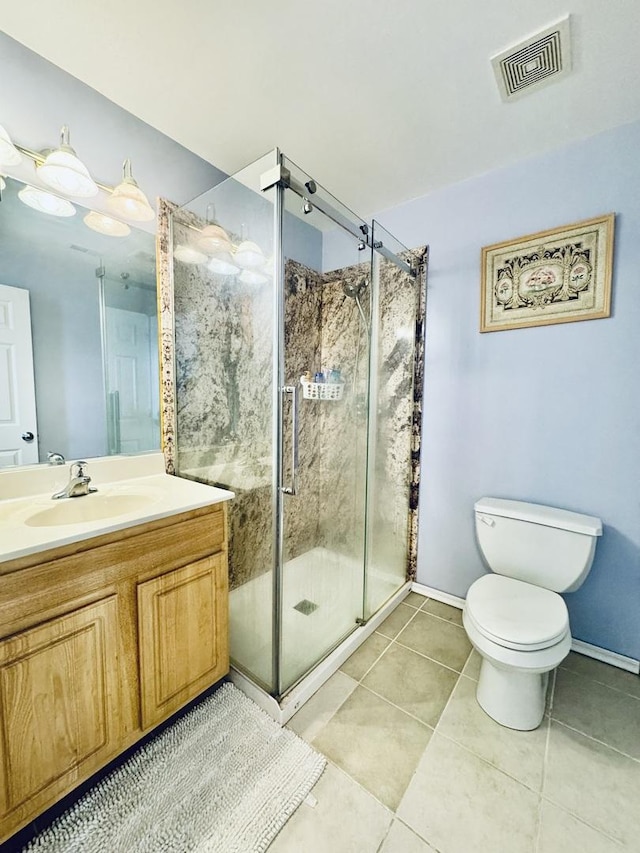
[24,683,326,853]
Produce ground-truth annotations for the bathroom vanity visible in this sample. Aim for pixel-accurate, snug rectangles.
[0,454,233,843]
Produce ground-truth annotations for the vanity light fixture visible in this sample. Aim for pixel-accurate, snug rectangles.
[106,159,155,222]
[174,244,208,264]
[0,124,22,166]
[84,210,131,237]
[37,126,99,198]
[18,185,76,217]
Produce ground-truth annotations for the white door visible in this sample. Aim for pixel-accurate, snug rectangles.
[0,284,39,467]
[105,308,156,454]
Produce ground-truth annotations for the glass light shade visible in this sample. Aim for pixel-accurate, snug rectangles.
[195,224,232,255]
[208,252,240,276]
[234,240,265,270]
[239,268,268,285]
[84,211,131,237]
[106,158,155,222]
[37,127,98,198]
[18,185,76,217]
[38,149,99,198]
[174,244,207,265]
[0,125,21,166]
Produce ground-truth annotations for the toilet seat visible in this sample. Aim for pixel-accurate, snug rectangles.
[466,575,569,651]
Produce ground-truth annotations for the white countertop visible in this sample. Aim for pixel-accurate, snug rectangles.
[0,454,233,566]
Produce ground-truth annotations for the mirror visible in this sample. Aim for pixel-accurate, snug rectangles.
[0,175,159,469]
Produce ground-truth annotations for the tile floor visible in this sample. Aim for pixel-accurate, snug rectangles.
[270,591,640,852]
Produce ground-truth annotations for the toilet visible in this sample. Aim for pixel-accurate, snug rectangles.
[463,497,602,731]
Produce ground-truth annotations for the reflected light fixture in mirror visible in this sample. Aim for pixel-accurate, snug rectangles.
[234,224,265,269]
[18,185,76,217]
[195,204,232,254]
[208,252,240,275]
[174,244,207,264]
[84,210,131,237]
[37,126,99,198]
[0,124,22,166]
[239,268,268,285]
[107,158,155,222]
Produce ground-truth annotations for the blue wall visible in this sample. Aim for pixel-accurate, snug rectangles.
[368,119,640,660]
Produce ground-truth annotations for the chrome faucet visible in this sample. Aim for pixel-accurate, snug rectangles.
[52,461,98,500]
[47,451,65,466]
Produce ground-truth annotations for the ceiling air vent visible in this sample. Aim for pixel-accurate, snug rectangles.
[491,16,571,102]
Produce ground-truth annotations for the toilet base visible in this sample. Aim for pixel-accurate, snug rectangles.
[476,659,549,731]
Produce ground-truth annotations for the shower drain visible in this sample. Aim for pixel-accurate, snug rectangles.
[293,599,319,615]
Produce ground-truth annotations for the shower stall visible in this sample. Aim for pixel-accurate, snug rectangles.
[161,150,426,713]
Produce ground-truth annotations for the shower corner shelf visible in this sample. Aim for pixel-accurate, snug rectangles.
[300,380,344,401]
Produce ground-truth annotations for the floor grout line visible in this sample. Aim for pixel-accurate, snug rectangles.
[548,717,640,764]
[537,796,626,848]
[351,634,396,683]
[356,681,437,733]
[392,637,468,676]
[535,675,554,853]
[557,664,640,702]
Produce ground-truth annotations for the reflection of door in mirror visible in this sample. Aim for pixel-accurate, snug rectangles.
[103,277,159,456]
[0,175,160,469]
[0,284,39,467]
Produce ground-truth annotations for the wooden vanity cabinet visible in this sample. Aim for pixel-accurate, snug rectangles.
[0,503,229,844]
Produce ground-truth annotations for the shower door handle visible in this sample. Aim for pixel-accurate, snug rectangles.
[282,385,299,496]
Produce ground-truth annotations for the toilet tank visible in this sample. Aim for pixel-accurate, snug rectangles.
[474,497,603,593]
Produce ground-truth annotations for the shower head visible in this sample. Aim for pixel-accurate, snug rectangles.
[342,280,367,299]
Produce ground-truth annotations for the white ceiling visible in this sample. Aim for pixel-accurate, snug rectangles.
[2,0,640,216]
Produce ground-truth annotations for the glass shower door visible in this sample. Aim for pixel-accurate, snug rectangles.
[278,165,372,693]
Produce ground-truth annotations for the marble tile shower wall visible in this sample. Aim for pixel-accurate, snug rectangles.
[282,261,323,561]
[173,242,424,593]
[370,258,422,575]
[173,219,273,588]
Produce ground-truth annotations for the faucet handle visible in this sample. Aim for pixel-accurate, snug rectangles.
[47,451,65,466]
[71,460,89,478]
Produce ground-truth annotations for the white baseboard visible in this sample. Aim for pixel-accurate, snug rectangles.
[570,639,639,674]
[411,582,640,675]
[411,581,465,609]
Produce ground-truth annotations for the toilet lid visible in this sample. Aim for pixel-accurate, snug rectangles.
[466,575,569,651]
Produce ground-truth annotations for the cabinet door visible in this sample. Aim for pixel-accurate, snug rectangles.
[0,597,120,821]
[137,554,228,729]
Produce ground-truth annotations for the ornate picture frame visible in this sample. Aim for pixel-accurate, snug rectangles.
[480,213,615,333]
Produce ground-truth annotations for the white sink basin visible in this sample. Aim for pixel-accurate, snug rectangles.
[25,493,154,527]
[0,462,234,566]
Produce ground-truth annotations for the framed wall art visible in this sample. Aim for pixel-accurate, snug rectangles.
[480,213,615,333]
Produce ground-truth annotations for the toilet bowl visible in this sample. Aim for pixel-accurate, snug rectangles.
[464,498,602,731]
[463,574,571,729]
